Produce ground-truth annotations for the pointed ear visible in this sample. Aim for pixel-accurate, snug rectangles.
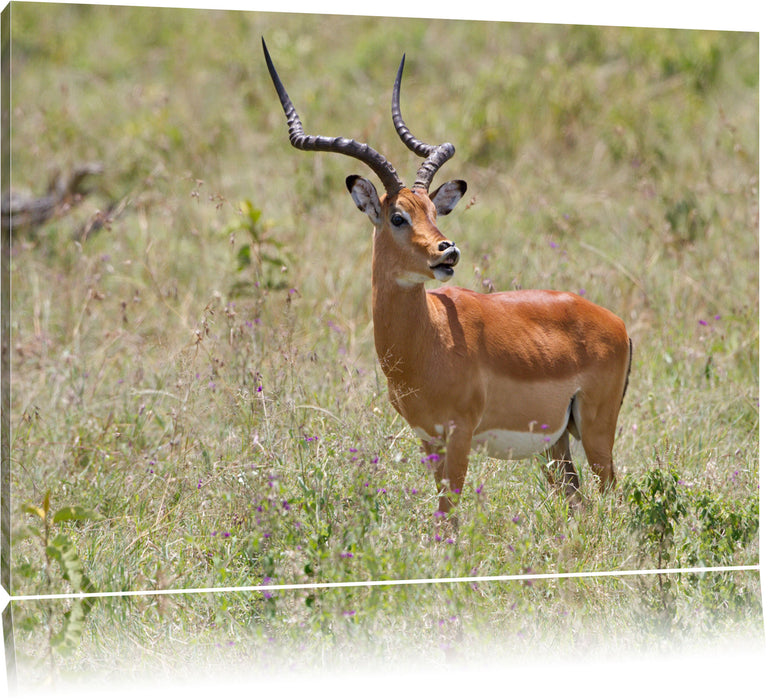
[346,175,382,226]
[430,180,467,216]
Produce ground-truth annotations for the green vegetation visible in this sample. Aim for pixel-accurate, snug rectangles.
[6,3,759,687]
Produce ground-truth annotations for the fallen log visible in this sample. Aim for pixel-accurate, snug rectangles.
[1,162,104,234]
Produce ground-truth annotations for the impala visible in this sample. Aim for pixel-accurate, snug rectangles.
[262,39,633,515]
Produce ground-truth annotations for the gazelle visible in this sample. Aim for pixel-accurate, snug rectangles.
[263,39,633,515]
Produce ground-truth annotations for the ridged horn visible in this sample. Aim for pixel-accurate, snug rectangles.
[263,38,405,195]
[392,54,457,192]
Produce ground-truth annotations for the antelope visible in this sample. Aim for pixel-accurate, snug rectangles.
[262,39,633,516]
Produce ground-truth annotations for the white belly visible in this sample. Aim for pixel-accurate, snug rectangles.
[412,412,568,461]
[471,426,565,459]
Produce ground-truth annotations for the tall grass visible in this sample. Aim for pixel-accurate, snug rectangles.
[5,4,759,687]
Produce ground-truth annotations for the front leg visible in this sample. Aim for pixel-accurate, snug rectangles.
[422,421,474,514]
[421,439,447,510]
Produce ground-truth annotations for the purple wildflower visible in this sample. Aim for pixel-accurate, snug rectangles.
[262,577,273,600]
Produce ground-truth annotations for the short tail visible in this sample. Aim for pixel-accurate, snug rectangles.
[620,337,633,406]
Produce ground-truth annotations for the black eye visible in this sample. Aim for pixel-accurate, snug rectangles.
[390,213,406,227]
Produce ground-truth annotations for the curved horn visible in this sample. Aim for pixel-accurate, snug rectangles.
[263,38,404,195]
[392,54,457,192]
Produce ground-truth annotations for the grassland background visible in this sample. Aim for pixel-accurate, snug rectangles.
[3,1,761,691]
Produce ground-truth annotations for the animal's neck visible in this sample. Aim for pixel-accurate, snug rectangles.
[370,248,434,382]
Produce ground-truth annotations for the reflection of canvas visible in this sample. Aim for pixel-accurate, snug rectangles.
[7,570,765,689]
[1,2,762,694]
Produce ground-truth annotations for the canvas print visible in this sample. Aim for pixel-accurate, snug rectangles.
[0,2,762,693]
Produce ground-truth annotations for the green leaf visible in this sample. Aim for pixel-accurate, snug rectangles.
[261,235,284,248]
[236,243,252,271]
[46,533,85,591]
[51,599,88,656]
[21,504,46,521]
[15,561,40,580]
[262,254,287,268]
[228,280,258,297]
[52,506,103,523]
[238,199,262,227]
[244,201,262,225]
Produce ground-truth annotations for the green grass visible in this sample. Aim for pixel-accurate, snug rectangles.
[5,3,760,687]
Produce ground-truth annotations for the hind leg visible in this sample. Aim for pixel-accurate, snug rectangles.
[574,402,619,493]
[583,437,617,492]
[543,429,581,502]
[572,336,630,493]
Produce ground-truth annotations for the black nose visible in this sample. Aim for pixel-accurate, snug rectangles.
[438,240,455,252]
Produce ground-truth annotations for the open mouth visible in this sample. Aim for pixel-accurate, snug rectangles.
[430,263,456,281]
[430,246,460,280]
